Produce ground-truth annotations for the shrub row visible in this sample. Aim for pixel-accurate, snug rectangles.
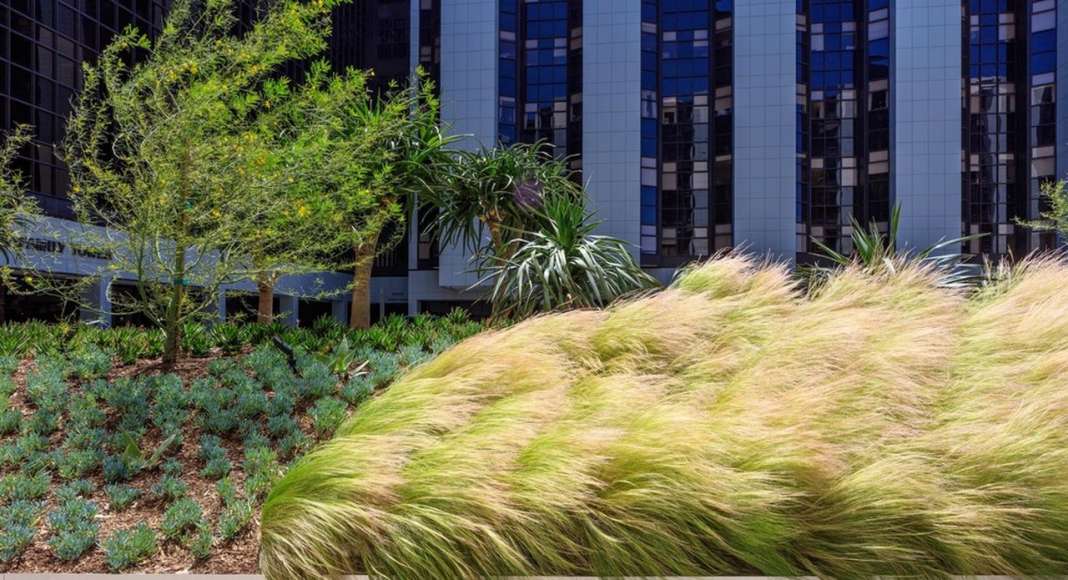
[0,309,482,363]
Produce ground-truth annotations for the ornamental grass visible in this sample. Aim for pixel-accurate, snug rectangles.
[261,255,1068,579]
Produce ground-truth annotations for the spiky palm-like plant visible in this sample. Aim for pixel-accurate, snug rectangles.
[420,142,584,259]
[811,204,981,287]
[480,195,659,319]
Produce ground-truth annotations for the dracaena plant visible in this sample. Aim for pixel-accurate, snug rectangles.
[421,142,585,262]
[810,204,984,288]
[480,194,660,319]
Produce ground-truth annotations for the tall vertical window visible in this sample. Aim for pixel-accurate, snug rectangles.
[417,0,442,270]
[522,1,571,156]
[418,0,441,86]
[806,0,860,256]
[1028,0,1057,251]
[797,0,812,254]
[796,0,889,260]
[643,0,733,267]
[499,0,519,145]
[962,0,1056,259]
[865,0,890,232]
[498,0,582,169]
[640,0,659,263]
[962,0,1020,257]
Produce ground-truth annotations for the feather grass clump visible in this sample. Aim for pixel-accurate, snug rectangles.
[260,255,1068,579]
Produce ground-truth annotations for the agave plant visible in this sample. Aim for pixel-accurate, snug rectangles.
[319,337,364,378]
[480,195,660,319]
[0,326,28,358]
[180,321,213,358]
[810,204,983,288]
[210,323,249,355]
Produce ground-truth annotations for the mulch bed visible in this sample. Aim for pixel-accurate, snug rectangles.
[0,350,262,574]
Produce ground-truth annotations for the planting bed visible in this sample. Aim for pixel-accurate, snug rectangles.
[0,313,481,574]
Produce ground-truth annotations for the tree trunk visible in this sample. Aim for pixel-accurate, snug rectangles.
[485,218,509,321]
[350,246,375,330]
[488,220,505,257]
[162,246,187,365]
[349,231,381,330]
[257,275,274,324]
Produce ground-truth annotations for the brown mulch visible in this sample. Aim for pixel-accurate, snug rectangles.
[0,348,267,575]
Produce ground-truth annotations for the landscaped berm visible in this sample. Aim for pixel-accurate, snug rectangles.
[261,255,1068,579]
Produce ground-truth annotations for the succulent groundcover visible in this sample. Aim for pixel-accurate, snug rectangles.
[262,256,1068,579]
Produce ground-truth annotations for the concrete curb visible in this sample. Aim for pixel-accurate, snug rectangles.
[0,577,1033,579]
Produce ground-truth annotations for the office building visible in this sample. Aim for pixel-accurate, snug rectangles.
[3,0,1067,322]
[397,0,1066,314]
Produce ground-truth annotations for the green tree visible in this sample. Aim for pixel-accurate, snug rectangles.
[62,0,347,363]
[241,61,364,324]
[422,143,585,262]
[302,73,454,329]
[0,126,40,263]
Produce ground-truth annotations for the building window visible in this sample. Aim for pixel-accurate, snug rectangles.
[797,0,890,260]
[0,0,166,219]
[642,0,733,267]
[962,0,1056,259]
[499,0,582,171]
[417,0,442,270]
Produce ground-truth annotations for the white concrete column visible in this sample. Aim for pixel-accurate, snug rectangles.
[331,300,349,326]
[277,295,299,327]
[437,0,498,290]
[893,0,962,255]
[583,0,642,255]
[79,275,112,327]
[733,0,798,264]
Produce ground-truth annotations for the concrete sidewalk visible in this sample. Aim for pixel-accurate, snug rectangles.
[3,576,274,579]
[0,576,1029,580]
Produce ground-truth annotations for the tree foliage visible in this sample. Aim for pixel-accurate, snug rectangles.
[0,126,40,263]
[421,142,585,260]
[61,0,348,361]
[294,71,454,328]
[1021,178,1068,236]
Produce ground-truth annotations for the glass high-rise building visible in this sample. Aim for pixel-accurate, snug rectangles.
[961,0,1059,259]
[408,0,1065,312]
[2,0,1066,321]
[0,0,168,219]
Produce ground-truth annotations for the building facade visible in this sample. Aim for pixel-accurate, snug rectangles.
[399,0,1066,313]
[2,0,1067,321]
